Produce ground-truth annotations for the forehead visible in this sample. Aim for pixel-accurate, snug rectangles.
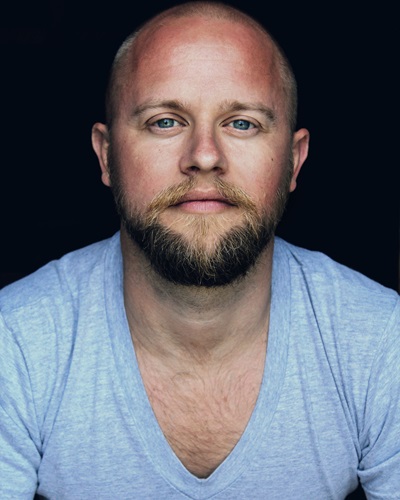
[117,16,283,115]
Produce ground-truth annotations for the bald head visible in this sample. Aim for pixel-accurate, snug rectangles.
[105,2,298,131]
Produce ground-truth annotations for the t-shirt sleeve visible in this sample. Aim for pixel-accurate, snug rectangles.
[0,313,41,497]
[357,299,400,498]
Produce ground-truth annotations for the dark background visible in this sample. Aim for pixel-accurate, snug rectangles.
[1,1,398,293]
[1,2,397,497]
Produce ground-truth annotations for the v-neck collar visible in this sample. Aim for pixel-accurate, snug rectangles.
[104,234,291,499]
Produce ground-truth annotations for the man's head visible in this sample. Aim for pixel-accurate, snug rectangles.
[92,2,309,286]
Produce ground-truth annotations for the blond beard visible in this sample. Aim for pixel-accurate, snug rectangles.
[109,156,292,286]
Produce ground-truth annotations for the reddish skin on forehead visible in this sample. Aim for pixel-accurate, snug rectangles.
[115,16,286,130]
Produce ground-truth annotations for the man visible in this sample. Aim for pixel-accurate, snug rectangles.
[0,2,399,498]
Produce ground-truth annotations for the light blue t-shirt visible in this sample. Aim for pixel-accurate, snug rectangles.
[1,233,399,499]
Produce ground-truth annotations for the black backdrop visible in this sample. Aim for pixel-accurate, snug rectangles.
[1,0,398,293]
[1,2,398,497]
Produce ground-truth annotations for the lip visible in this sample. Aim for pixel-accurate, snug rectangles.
[173,190,235,206]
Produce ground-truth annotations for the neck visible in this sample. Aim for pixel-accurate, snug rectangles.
[120,229,274,369]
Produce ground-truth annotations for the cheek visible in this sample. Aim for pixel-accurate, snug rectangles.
[249,138,293,206]
[234,152,289,207]
[255,177,283,210]
[115,145,179,211]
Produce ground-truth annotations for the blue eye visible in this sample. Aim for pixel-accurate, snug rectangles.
[154,118,178,128]
[230,119,254,130]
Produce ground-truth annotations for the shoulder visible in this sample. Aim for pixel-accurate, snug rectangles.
[0,233,120,315]
[0,233,121,429]
[275,236,400,405]
[276,237,399,316]
[274,237,400,365]
[0,232,121,365]
[275,240,400,491]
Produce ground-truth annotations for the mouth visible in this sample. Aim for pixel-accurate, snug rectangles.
[172,191,236,214]
[175,189,236,205]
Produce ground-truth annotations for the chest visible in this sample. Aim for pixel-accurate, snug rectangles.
[143,367,263,478]
[40,339,359,498]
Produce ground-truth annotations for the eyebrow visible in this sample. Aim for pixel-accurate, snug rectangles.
[131,100,188,118]
[218,100,277,124]
[131,99,277,125]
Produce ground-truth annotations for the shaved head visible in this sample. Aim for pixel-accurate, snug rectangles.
[105,2,298,132]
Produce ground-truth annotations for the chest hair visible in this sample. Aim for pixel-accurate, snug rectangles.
[143,365,263,478]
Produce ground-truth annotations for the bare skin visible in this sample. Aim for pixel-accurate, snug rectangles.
[121,231,272,477]
[92,11,309,478]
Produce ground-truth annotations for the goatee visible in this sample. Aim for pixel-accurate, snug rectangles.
[109,157,291,287]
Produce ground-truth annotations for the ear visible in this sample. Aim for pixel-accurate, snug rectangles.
[290,128,310,192]
[91,122,112,187]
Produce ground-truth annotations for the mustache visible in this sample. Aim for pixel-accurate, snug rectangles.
[146,177,258,220]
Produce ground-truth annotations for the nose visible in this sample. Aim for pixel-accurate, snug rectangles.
[179,125,227,175]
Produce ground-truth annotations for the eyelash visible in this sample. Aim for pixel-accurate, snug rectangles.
[151,118,183,129]
[225,119,255,130]
[146,116,259,133]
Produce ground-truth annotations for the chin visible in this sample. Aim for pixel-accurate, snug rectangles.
[159,211,244,240]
